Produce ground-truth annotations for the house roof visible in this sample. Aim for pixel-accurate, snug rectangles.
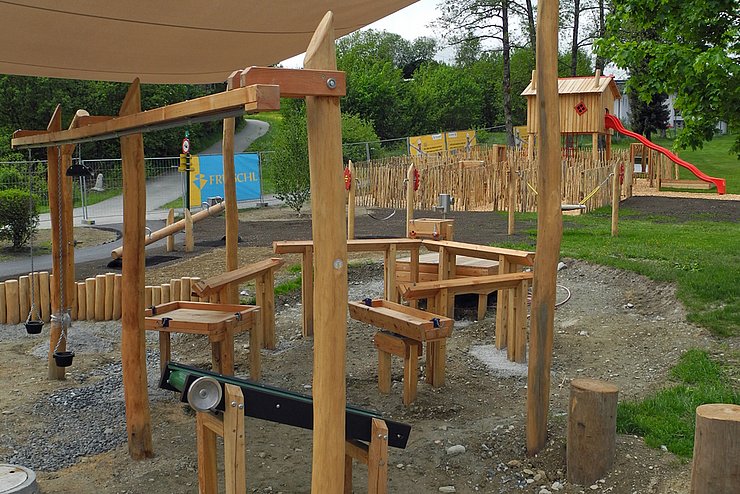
[0,0,416,84]
[521,76,621,99]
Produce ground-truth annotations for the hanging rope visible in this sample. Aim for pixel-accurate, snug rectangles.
[367,209,396,221]
[579,172,614,205]
[53,146,71,353]
[26,151,40,324]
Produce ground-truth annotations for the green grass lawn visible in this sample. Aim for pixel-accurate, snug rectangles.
[501,207,740,337]
[617,349,739,458]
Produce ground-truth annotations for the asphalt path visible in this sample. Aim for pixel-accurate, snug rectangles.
[1,119,273,279]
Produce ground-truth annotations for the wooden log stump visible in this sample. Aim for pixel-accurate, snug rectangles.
[85,277,95,320]
[5,279,19,324]
[690,403,740,494]
[567,378,619,485]
[77,282,86,321]
[95,274,106,321]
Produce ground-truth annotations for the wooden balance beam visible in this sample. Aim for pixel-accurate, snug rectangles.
[274,239,422,336]
[161,362,411,494]
[191,257,285,349]
[110,201,227,259]
[399,271,533,363]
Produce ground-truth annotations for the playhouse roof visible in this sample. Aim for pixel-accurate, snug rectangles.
[0,0,416,84]
[521,76,621,99]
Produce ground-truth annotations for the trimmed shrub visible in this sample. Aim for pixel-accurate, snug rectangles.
[0,188,39,249]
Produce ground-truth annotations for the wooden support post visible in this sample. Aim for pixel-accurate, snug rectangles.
[527,0,562,456]
[567,379,618,485]
[377,345,392,394]
[196,413,219,494]
[5,279,19,325]
[39,271,50,322]
[223,72,240,305]
[301,246,314,337]
[405,164,415,237]
[160,283,171,304]
[384,244,398,303]
[592,133,599,161]
[95,274,106,321]
[151,286,161,307]
[495,256,510,349]
[403,341,419,407]
[611,161,619,237]
[19,275,30,323]
[347,160,356,240]
[508,169,516,235]
[249,308,262,381]
[690,403,740,494]
[184,208,194,252]
[367,419,389,494]
[223,384,246,494]
[305,12,348,493]
[0,283,6,324]
[256,271,276,349]
[408,246,419,309]
[76,282,86,321]
[113,274,122,320]
[165,208,175,252]
[144,286,153,308]
[119,79,153,459]
[85,278,95,320]
[171,279,181,301]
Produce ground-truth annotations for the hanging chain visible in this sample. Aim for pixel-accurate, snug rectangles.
[53,146,70,352]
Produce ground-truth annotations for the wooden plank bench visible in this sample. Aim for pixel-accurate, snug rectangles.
[349,299,453,404]
[274,239,423,336]
[144,301,261,379]
[398,271,533,363]
[396,252,499,319]
[422,240,534,361]
[191,257,285,349]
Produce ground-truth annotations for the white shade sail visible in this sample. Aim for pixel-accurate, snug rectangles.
[0,0,417,83]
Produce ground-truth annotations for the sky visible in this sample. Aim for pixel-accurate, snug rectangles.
[281,0,441,68]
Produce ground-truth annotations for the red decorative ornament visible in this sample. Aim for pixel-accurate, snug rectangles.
[413,168,420,191]
[343,167,352,191]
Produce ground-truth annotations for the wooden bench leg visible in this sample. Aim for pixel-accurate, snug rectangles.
[495,257,510,349]
[426,339,446,388]
[513,279,528,363]
[158,331,171,377]
[250,309,262,381]
[378,349,391,394]
[477,293,487,321]
[223,384,246,494]
[219,330,235,376]
[301,246,314,337]
[368,418,389,494]
[403,342,418,406]
[210,341,222,373]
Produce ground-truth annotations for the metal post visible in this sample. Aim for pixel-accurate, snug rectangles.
[365,142,370,162]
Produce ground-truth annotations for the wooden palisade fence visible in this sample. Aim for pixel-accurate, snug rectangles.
[0,273,202,324]
[353,145,632,213]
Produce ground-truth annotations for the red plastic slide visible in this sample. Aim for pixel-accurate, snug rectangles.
[604,113,726,194]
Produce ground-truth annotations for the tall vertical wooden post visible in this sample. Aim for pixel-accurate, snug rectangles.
[119,79,154,459]
[405,163,415,237]
[527,0,561,456]
[223,71,241,304]
[347,160,356,240]
[611,161,620,237]
[46,106,66,380]
[304,12,347,493]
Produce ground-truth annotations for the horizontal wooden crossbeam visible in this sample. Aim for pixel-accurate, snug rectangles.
[273,238,421,254]
[240,66,346,98]
[422,240,535,266]
[191,258,285,297]
[12,83,280,149]
[398,271,534,299]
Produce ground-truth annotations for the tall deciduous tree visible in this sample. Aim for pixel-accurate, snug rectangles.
[436,0,516,146]
[597,0,740,154]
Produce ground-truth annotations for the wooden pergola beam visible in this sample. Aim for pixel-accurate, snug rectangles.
[240,66,346,98]
[12,84,280,149]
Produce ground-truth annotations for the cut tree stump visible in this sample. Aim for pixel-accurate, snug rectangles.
[690,403,740,494]
[567,378,619,485]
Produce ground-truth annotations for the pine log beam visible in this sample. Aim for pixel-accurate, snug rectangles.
[12,84,280,149]
[422,239,534,266]
[223,71,241,304]
[240,66,346,98]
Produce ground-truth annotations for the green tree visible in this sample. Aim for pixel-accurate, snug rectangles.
[629,92,670,141]
[268,99,310,215]
[0,188,38,249]
[596,0,740,155]
[341,113,380,163]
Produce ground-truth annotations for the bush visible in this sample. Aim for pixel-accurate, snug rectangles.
[0,188,39,249]
[0,167,25,191]
[269,99,310,215]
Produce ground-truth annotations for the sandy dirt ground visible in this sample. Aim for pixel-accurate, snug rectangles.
[0,195,737,494]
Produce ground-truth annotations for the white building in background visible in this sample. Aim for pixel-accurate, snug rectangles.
[613,80,728,135]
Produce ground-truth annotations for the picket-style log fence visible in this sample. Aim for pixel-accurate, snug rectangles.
[353,146,632,213]
[0,273,201,325]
